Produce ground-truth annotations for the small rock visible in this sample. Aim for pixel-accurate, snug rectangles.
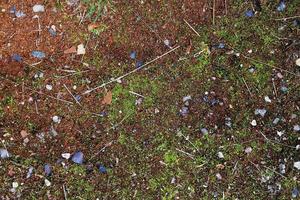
[135,60,143,68]
[293,161,300,170]
[183,95,192,102]
[296,145,300,150]
[26,166,34,178]
[34,71,44,79]
[98,165,107,173]
[277,131,284,137]
[273,118,280,125]
[77,44,86,55]
[52,116,61,123]
[180,106,189,117]
[251,120,257,127]
[217,152,224,159]
[279,163,286,174]
[292,188,299,198]
[245,9,254,18]
[0,148,10,159]
[255,109,267,117]
[33,5,45,13]
[294,125,300,132]
[71,151,84,164]
[46,84,53,91]
[164,39,170,47]
[280,86,288,93]
[200,128,208,135]
[12,182,18,188]
[61,153,71,159]
[296,58,300,67]
[49,25,57,36]
[15,10,26,18]
[216,173,222,180]
[12,54,22,62]
[264,96,272,103]
[32,51,46,59]
[277,0,286,12]
[44,164,52,176]
[130,51,136,59]
[45,179,51,187]
[245,147,252,154]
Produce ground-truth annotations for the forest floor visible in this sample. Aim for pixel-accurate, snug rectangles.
[0,0,300,199]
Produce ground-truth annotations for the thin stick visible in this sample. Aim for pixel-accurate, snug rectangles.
[129,91,145,98]
[176,148,195,159]
[63,84,81,105]
[34,100,39,114]
[242,55,299,77]
[241,77,253,97]
[275,15,300,21]
[213,0,216,25]
[83,46,180,95]
[63,184,68,200]
[183,19,201,37]
[259,132,296,149]
[272,78,278,98]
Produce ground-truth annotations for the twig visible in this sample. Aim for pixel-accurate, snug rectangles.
[272,78,278,97]
[242,55,299,77]
[213,0,216,25]
[259,132,296,149]
[129,91,145,98]
[0,75,74,105]
[63,84,81,105]
[88,141,114,161]
[63,184,68,200]
[183,19,201,37]
[34,100,39,114]
[274,15,300,21]
[241,77,253,97]
[83,46,180,95]
[176,148,195,159]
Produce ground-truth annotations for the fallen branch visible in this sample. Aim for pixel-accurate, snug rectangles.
[83,46,180,95]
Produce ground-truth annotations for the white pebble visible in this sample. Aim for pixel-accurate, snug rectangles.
[217,152,224,159]
[52,115,61,123]
[46,84,53,91]
[45,179,51,186]
[61,153,71,159]
[296,58,300,67]
[77,44,86,55]
[264,96,272,103]
[33,5,45,13]
[251,120,257,127]
[245,147,252,154]
[216,173,222,180]
[294,161,300,170]
[277,131,284,137]
[294,125,300,132]
[12,182,18,188]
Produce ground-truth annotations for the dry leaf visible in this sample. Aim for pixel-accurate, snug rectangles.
[88,23,99,31]
[20,130,28,138]
[101,91,112,105]
[64,46,77,54]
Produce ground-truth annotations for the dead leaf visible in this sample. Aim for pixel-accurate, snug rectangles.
[101,91,112,105]
[88,23,99,31]
[20,130,28,138]
[64,46,77,54]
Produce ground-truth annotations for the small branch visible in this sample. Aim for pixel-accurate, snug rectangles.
[63,184,68,200]
[176,148,195,159]
[259,132,296,149]
[129,91,145,98]
[274,15,300,21]
[63,84,81,106]
[183,19,201,37]
[83,46,180,95]
[241,77,253,97]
